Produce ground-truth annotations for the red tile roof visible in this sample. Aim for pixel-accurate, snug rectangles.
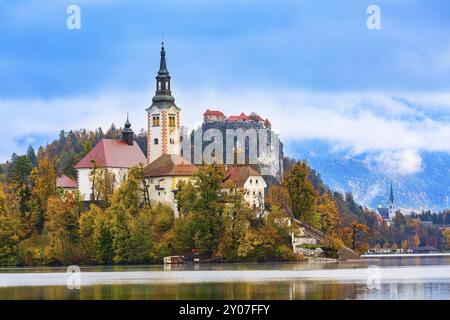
[224,166,261,187]
[144,154,197,177]
[75,139,147,169]
[203,109,225,117]
[56,175,77,188]
[264,118,271,127]
[247,114,264,122]
[227,112,248,121]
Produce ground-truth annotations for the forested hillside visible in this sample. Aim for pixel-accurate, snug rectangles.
[0,125,448,266]
[0,125,147,183]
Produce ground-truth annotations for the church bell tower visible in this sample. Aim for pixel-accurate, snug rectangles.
[146,42,181,163]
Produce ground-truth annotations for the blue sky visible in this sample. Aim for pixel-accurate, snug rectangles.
[0,0,450,177]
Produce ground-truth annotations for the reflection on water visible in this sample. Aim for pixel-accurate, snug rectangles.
[0,257,449,300]
[0,281,448,300]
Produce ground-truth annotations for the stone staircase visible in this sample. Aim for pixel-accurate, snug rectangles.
[288,214,359,260]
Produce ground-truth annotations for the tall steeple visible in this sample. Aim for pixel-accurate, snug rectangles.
[150,41,176,109]
[389,182,394,205]
[145,41,182,164]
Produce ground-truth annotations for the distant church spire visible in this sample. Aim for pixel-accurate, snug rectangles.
[389,182,394,205]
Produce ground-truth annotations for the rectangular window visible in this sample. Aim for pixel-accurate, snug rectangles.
[152,115,160,127]
[168,114,176,127]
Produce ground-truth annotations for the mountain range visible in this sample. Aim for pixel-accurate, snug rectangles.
[287,139,450,213]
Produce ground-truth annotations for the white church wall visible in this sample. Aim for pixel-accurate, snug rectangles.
[77,168,91,201]
[149,122,163,163]
[77,167,129,201]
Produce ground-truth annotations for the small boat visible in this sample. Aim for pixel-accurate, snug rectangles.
[163,255,184,265]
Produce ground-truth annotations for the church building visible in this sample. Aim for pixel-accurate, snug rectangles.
[75,117,147,201]
[377,183,397,221]
[72,42,268,216]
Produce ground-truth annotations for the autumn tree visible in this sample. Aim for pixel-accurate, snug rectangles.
[345,221,368,250]
[176,165,226,256]
[29,157,57,232]
[266,184,288,210]
[89,161,115,207]
[107,200,130,264]
[443,228,450,250]
[283,161,318,227]
[217,182,252,260]
[412,234,421,248]
[316,192,340,235]
[45,193,80,264]
[0,185,22,265]
[91,207,114,264]
[237,206,293,262]
[127,210,156,263]
[391,243,398,252]
[401,239,409,252]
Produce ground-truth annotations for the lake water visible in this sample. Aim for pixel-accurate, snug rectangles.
[0,257,449,299]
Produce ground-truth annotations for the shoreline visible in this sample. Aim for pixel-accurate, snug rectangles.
[361,253,450,258]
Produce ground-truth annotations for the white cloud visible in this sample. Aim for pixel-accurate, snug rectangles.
[364,149,423,176]
[1,87,449,176]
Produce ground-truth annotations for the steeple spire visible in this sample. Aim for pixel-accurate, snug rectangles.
[159,41,168,75]
[147,40,177,110]
[122,113,134,145]
[124,113,131,129]
[389,182,394,204]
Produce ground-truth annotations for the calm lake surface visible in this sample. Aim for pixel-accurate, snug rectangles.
[0,257,449,300]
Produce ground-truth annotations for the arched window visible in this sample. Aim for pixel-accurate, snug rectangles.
[158,81,162,90]
[152,115,160,127]
[168,114,176,127]
[154,138,159,145]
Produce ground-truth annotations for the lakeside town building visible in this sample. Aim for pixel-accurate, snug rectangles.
[377,183,397,223]
[56,175,77,194]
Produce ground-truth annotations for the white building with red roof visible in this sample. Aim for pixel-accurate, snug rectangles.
[223,166,268,216]
[203,109,226,122]
[144,154,197,217]
[56,175,77,194]
[203,109,272,129]
[75,117,147,201]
